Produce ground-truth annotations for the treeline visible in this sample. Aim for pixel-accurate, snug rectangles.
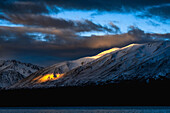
[0,80,170,107]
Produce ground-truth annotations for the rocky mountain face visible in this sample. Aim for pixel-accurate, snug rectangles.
[10,41,170,89]
[0,60,43,88]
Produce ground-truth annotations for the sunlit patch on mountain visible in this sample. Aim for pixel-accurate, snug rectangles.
[33,73,64,83]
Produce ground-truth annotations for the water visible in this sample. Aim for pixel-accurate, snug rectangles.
[0,107,170,113]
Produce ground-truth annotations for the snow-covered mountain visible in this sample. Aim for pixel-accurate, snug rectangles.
[0,60,43,88]
[10,41,170,89]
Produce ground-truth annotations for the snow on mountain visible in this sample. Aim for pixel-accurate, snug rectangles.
[10,41,170,89]
[0,60,43,88]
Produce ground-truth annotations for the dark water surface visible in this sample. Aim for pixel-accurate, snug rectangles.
[0,107,170,113]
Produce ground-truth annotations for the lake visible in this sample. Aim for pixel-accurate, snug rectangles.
[0,107,170,113]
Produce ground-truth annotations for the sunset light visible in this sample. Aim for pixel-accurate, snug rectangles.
[34,73,64,83]
[0,0,169,109]
[90,48,119,59]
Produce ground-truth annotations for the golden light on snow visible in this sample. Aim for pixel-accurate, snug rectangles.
[34,73,64,83]
[90,48,119,59]
[89,44,138,59]
[122,44,137,49]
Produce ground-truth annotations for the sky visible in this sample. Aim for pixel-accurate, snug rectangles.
[0,0,170,66]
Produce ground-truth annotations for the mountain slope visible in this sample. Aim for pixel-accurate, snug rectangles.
[9,47,121,88]
[0,60,43,88]
[11,41,170,89]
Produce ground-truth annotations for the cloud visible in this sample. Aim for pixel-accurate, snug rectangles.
[27,0,169,12]
[0,0,48,14]
[109,22,121,33]
[0,0,169,66]
[0,26,78,45]
[1,25,168,66]
[0,14,113,33]
[147,5,170,19]
[1,0,169,15]
[136,4,170,20]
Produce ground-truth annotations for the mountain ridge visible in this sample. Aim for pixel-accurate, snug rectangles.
[9,41,170,89]
[0,60,43,88]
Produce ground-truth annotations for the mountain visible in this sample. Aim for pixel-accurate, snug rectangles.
[0,60,43,88]
[10,41,170,89]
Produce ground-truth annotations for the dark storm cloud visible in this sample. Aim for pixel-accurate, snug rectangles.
[0,26,78,44]
[1,14,113,33]
[147,5,170,19]
[17,0,170,11]
[1,0,169,14]
[0,26,144,48]
[136,4,170,20]
[0,25,169,66]
[0,0,169,66]
[0,26,166,56]
[0,0,48,14]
